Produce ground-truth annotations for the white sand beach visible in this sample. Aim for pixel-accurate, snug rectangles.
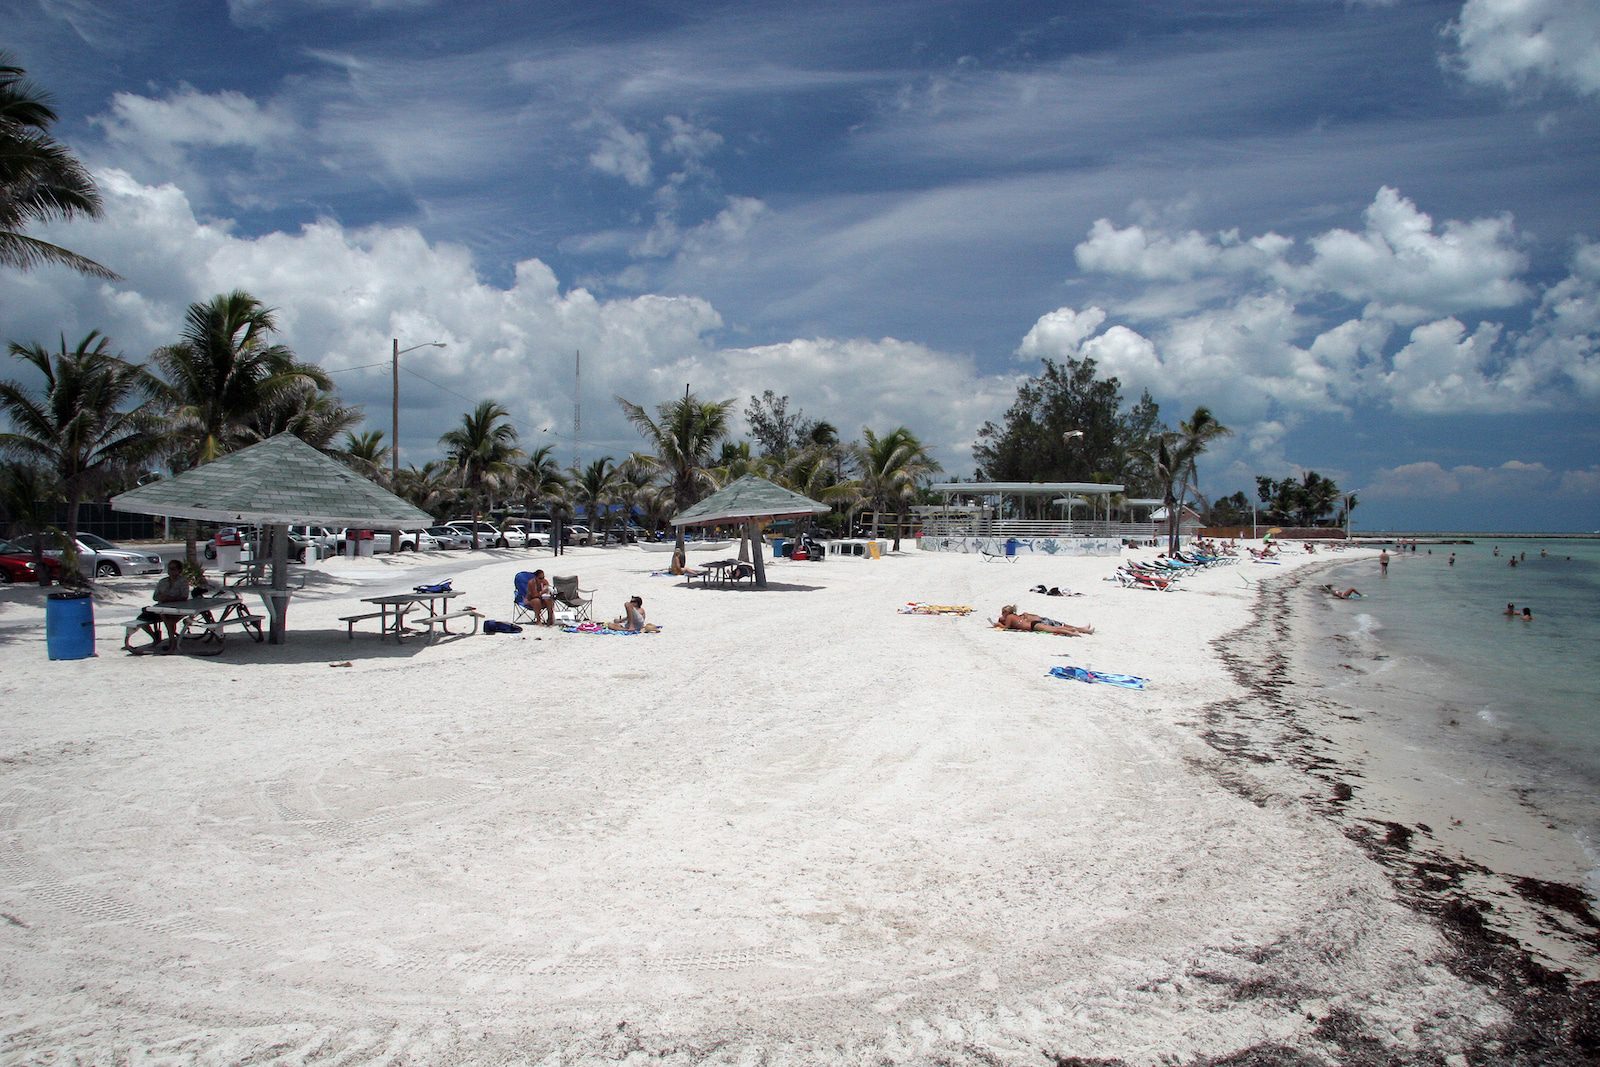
[0,543,1591,1064]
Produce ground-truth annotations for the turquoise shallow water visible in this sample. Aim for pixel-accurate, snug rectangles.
[1326,536,1600,887]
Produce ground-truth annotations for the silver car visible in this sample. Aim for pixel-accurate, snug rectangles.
[425,525,470,550]
[11,532,163,578]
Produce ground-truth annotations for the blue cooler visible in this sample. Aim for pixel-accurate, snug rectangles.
[46,590,95,660]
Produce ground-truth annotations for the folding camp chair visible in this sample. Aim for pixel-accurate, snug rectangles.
[513,571,538,625]
[552,575,594,622]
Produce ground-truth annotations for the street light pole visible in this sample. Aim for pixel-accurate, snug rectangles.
[391,338,445,552]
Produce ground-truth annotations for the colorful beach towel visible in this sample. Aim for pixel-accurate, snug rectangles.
[899,602,974,616]
[561,622,661,635]
[1048,664,1147,690]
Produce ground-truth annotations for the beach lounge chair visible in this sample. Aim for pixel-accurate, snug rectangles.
[552,575,594,622]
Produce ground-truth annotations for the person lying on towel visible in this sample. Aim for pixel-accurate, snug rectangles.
[997,605,1093,636]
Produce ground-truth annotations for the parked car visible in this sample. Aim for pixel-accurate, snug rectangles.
[289,525,343,555]
[331,528,436,554]
[445,520,520,548]
[566,524,596,546]
[0,539,65,583]
[500,519,549,547]
[203,525,252,560]
[9,532,163,578]
[424,525,471,550]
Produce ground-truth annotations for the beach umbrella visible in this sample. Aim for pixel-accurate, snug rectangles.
[111,433,432,643]
[671,475,829,588]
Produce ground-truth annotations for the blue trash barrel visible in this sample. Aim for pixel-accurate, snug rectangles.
[46,590,96,660]
[1004,538,1018,557]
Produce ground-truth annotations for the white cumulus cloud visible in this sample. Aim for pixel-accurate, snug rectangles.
[1446,0,1600,97]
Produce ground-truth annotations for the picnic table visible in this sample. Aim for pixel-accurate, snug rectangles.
[690,559,756,586]
[342,589,482,642]
[126,593,265,656]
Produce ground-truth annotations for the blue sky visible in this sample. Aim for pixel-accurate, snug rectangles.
[5,0,1599,532]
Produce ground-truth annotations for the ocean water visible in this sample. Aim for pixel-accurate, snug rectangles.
[1325,536,1600,890]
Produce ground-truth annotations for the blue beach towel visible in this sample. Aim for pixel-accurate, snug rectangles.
[483,620,522,634]
[414,579,453,594]
[1049,665,1148,690]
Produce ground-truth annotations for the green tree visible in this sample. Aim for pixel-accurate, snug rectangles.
[973,356,1156,489]
[152,291,328,563]
[340,429,391,482]
[849,426,941,551]
[153,291,329,465]
[239,380,362,451]
[616,390,732,555]
[744,390,814,463]
[1255,471,1342,527]
[1133,406,1230,554]
[393,460,452,517]
[0,53,117,279]
[570,456,619,538]
[0,331,158,579]
[517,443,568,521]
[439,401,520,547]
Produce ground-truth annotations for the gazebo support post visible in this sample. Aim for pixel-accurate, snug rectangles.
[748,520,767,588]
[268,522,290,644]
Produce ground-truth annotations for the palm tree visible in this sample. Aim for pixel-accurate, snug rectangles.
[612,453,657,542]
[517,443,566,515]
[151,291,329,564]
[1134,406,1231,554]
[153,291,330,465]
[571,456,620,538]
[616,390,732,555]
[393,460,452,516]
[849,426,941,551]
[340,429,391,482]
[0,331,158,578]
[439,400,520,547]
[0,53,117,279]
[238,379,362,451]
[1175,406,1231,515]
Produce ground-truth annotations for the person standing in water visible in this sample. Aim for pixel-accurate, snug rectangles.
[1379,549,1389,574]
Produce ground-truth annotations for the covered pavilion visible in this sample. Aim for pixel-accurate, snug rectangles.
[110,433,432,643]
[672,475,829,589]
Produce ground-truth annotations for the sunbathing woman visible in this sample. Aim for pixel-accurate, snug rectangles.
[997,605,1093,636]
[522,568,555,626]
[1321,584,1362,599]
[611,595,646,631]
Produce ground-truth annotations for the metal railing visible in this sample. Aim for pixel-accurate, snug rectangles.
[915,518,1191,541]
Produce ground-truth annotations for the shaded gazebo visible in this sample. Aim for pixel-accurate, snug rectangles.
[110,433,432,643]
[672,475,829,589]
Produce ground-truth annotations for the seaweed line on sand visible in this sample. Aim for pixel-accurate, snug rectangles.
[1186,560,1599,1065]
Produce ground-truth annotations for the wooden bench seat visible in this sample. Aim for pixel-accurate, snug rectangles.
[411,607,483,639]
[339,611,386,638]
[192,612,264,642]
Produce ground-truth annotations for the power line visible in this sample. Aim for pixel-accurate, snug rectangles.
[401,364,477,405]
[321,359,388,374]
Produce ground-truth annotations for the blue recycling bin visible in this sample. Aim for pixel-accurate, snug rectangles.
[1004,538,1018,557]
[46,590,96,660]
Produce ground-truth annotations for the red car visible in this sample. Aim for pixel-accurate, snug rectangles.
[0,539,65,583]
